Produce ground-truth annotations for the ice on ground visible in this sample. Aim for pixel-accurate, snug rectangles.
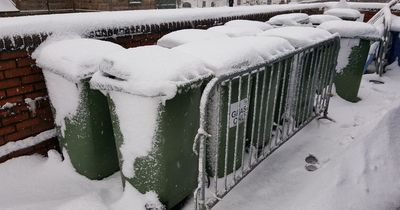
[173,37,264,75]
[324,8,361,19]
[309,14,342,25]
[0,150,122,210]
[33,36,125,82]
[231,36,295,61]
[268,13,309,26]
[91,45,212,99]
[207,25,263,37]
[318,20,380,39]
[258,26,334,48]
[224,19,274,31]
[157,29,229,48]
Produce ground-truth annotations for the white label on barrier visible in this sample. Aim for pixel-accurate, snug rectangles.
[229,98,249,128]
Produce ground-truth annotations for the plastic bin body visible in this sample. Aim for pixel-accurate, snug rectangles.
[335,38,370,102]
[45,73,120,180]
[388,31,400,66]
[108,78,210,209]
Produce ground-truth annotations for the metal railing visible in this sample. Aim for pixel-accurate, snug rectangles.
[368,0,399,76]
[193,36,340,210]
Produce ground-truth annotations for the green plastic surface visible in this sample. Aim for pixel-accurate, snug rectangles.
[109,78,210,209]
[335,39,370,103]
[56,80,120,180]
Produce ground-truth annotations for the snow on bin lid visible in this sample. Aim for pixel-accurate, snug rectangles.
[232,36,295,62]
[318,20,380,39]
[391,15,400,32]
[207,25,263,37]
[157,29,229,49]
[309,14,342,25]
[268,13,309,26]
[33,37,124,82]
[91,45,212,98]
[324,8,361,19]
[258,26,334,48]
[173,37,264,75]
[225,20,274,31]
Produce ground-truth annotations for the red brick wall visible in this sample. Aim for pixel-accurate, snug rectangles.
[1,7,384,164]
[0,50,59,163]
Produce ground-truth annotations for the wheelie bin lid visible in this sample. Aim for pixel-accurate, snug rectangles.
[323,8,361,20]
[207,25,263,37]
[90,45,212,99]
[318,20,380,40]
[225,20,274,31]
[231,36,295,62]
[309,14,342,25]
[33,37,124,82]
[258,26,335,48]
[157,29,229,49]
[173,37,265,76]
[268,13,309,26]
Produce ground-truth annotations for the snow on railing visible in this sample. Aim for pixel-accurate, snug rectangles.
[193,35,340,210]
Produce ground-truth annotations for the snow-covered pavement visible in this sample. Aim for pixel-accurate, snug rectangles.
[1,67,400,210]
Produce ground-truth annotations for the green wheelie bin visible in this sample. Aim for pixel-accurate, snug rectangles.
[34,38,123,180]
[319,20,380,102]
[91,45,213,209]
[259,27,335,125]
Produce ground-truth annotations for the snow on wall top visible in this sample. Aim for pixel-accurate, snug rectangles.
[324,8,361,19]
[268,13,309,26]
[0,0,18,12]
[91,45,212,98]
[33,37,125,82]
[224,19,273,31]
[318,20,380,39]
[173,37,264,75]
[309,14,342,25]
[325,2,400,11]
[207,25,263,37]
[157,29,229,48]
[0,3,323,39]
[258,26,334,48]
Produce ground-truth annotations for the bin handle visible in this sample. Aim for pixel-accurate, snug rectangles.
[193,128,211,156]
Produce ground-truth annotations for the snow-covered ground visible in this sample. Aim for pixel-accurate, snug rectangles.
[2,66,400,210]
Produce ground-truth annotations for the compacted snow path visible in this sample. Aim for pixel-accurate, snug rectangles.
[1,68,400,210]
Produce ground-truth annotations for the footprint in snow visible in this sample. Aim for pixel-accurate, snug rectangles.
[305,154,319,172]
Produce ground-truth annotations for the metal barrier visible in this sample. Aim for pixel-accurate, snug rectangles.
[193,36,340,210]
[368,0,399,76]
